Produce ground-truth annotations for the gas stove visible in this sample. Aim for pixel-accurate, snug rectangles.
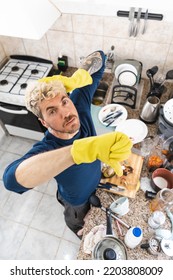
[0,55,53,106]
[0,55,53,140]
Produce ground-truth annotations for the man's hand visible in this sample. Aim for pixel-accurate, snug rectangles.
[71,132,133,176]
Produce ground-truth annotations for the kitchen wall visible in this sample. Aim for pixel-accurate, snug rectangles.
[0,13,173,79]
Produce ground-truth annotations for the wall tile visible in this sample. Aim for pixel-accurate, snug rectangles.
[164,44,173,72]
[72,14,103,35]
[1,13,173,78]
[23,35,51,60]
[51,14,73,32]
[103,17,129,38]
[0,42,6,62]
[73,33,103,67]
[134,41,170,77]
[46,30,75,67]
[103,37,136,60]
[0,36,25,56]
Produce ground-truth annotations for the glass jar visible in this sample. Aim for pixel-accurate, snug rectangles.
[149,188,173,212]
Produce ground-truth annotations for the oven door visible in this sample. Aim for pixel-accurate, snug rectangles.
[0,102,46,141]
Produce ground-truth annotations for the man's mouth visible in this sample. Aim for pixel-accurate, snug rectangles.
[64,116,76,127]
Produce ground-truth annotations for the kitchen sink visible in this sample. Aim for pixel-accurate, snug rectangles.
[92,81,109,105]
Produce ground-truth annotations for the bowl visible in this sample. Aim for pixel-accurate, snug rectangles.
[151,168,173,192]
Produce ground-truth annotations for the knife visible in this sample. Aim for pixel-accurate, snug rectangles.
[133,7,142,37]
[128,7,135,37]
[142,9,148,34]
[106,111,123,127]
[102,110,122,122]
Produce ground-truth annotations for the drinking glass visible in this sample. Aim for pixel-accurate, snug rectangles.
[149,188,173,212]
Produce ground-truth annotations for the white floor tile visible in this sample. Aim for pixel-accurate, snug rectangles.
[2,189,43,225]
[55,239,80,260]
[0,135,36,155]
[31,194,66,237]
[0,151,20,179]
[0,180,11,211]
[16,228,61,260]
[34,181,49,193]
[45,178,58,196]
[0,135,81,260]
[63,226,81,245]
[0,216,27,259]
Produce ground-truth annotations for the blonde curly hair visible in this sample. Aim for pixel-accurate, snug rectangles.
[25,80,67,118]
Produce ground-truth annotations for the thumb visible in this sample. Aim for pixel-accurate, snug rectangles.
[108,160,123,177]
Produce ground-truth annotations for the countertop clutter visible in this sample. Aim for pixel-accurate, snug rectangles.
[64,67,173,260]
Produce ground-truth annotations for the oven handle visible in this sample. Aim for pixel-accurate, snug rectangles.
[0,105,28,115]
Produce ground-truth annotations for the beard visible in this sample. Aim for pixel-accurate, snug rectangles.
[48,115,80,136]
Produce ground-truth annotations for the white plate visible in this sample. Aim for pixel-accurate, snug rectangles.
[115,64,137,79]
[163,98,173,125]
[115,119,148,144]
[118,70,137,86]
[98,104,128,127]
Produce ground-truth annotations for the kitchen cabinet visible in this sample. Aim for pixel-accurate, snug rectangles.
[52,0,173,22]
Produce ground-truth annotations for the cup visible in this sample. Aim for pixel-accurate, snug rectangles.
[149,188,173,212]
[110,197,129,216]
[141,137,154,157]
[148,210,166,229]
[151,168,173,192]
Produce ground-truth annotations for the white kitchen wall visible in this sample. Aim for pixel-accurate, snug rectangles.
[0,12,173,78]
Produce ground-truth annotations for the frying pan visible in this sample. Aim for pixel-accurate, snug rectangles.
[92,208,128,260]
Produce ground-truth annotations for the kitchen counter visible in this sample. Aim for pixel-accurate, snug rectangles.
[63,67,173,260]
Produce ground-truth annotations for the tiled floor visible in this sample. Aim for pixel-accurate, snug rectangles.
[0,134,81,260]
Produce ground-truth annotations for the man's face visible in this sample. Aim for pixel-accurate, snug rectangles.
[39,92,80,139]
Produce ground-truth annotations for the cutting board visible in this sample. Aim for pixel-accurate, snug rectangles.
[101,152,144,198]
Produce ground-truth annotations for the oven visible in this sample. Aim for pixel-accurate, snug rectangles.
[0,55,53,140]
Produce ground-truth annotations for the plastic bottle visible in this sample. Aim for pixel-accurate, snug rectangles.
[57,53,68,72]
[124,227,143,249]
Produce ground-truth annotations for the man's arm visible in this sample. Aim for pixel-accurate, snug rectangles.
[15,145,74,188]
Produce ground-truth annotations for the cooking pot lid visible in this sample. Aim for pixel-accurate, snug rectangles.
[94,236,127,260]
[163,98,173,125]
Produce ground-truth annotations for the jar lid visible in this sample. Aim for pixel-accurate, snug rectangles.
[133,227,142,237]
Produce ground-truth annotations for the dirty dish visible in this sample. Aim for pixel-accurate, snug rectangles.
[98,104,127,127]
[115,119,148,144]
[115,63,138,86]
[110,197,129,217]
[151,168,173,192]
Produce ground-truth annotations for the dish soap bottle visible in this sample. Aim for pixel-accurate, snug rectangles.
[57,53,68,72]
[124,226,143,249]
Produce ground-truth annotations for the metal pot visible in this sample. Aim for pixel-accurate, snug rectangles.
[92,208,128,260]
[140,96,160,123]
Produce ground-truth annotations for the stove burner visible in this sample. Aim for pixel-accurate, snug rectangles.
[20,83,27,89]
[31,69,39,75]
[0,79,8,86]
[12,66,19,72]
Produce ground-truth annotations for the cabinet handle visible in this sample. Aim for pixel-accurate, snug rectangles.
[0,105,28,115]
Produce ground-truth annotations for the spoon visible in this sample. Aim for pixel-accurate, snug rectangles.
[89,194,130,229]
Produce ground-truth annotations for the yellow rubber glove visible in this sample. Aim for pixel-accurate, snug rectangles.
[71,132,133,176]
[38,69,92,93]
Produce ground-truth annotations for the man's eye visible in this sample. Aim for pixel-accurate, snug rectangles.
[62,98,69,105]
[49,109,56,115]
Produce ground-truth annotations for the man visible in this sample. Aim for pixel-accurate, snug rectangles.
[3,50,132,238]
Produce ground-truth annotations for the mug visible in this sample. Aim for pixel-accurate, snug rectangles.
[110,197,129,216]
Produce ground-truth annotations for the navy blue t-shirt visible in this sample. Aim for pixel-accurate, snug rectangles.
[3,51,106,206]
